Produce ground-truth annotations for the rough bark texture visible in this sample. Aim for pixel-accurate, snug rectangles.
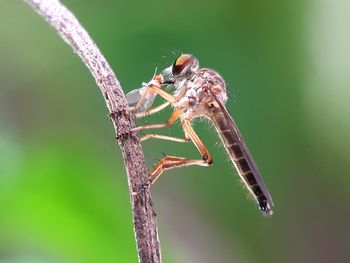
[24,0,161,262]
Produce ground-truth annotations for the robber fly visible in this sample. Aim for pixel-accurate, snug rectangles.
[127,54,274,215]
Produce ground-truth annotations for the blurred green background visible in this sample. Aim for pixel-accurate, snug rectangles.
[0,0,349,262]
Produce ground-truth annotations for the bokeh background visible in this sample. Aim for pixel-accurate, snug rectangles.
[0,0,349,262]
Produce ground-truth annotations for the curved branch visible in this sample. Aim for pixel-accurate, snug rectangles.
[23,0,161,262]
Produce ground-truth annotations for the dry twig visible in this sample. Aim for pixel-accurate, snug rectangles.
[24,0,161,262]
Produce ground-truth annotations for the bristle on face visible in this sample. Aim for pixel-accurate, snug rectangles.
[161,66,173,79]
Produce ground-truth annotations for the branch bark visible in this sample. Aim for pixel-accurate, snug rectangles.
[23,0,161,262]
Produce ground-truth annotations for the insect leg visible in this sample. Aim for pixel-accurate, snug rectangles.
[131,83,176,111]
[146,120,214,185]
[132,109,182,132]
[148,84,176,104]
[134,101,171,118]
[148,156,210,185]
[140,134,190,143]
[182,119,213,163]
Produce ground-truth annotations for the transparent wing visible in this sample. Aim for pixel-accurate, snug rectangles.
[126,86,157,112]
[126,67,174,112]
[141,94,157,111]
[126,88,143,104]
[127,78,174,112]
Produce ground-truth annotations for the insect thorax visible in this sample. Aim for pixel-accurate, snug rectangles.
[183,68,227,115]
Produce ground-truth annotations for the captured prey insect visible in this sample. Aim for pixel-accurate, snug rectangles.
[126,54,274,215]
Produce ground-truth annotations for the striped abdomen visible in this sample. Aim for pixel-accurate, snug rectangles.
[210,107,273,215]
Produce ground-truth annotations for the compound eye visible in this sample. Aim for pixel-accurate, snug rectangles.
[172,54,194,76]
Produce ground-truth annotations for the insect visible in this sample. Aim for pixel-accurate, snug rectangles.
[127,54,274,215]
